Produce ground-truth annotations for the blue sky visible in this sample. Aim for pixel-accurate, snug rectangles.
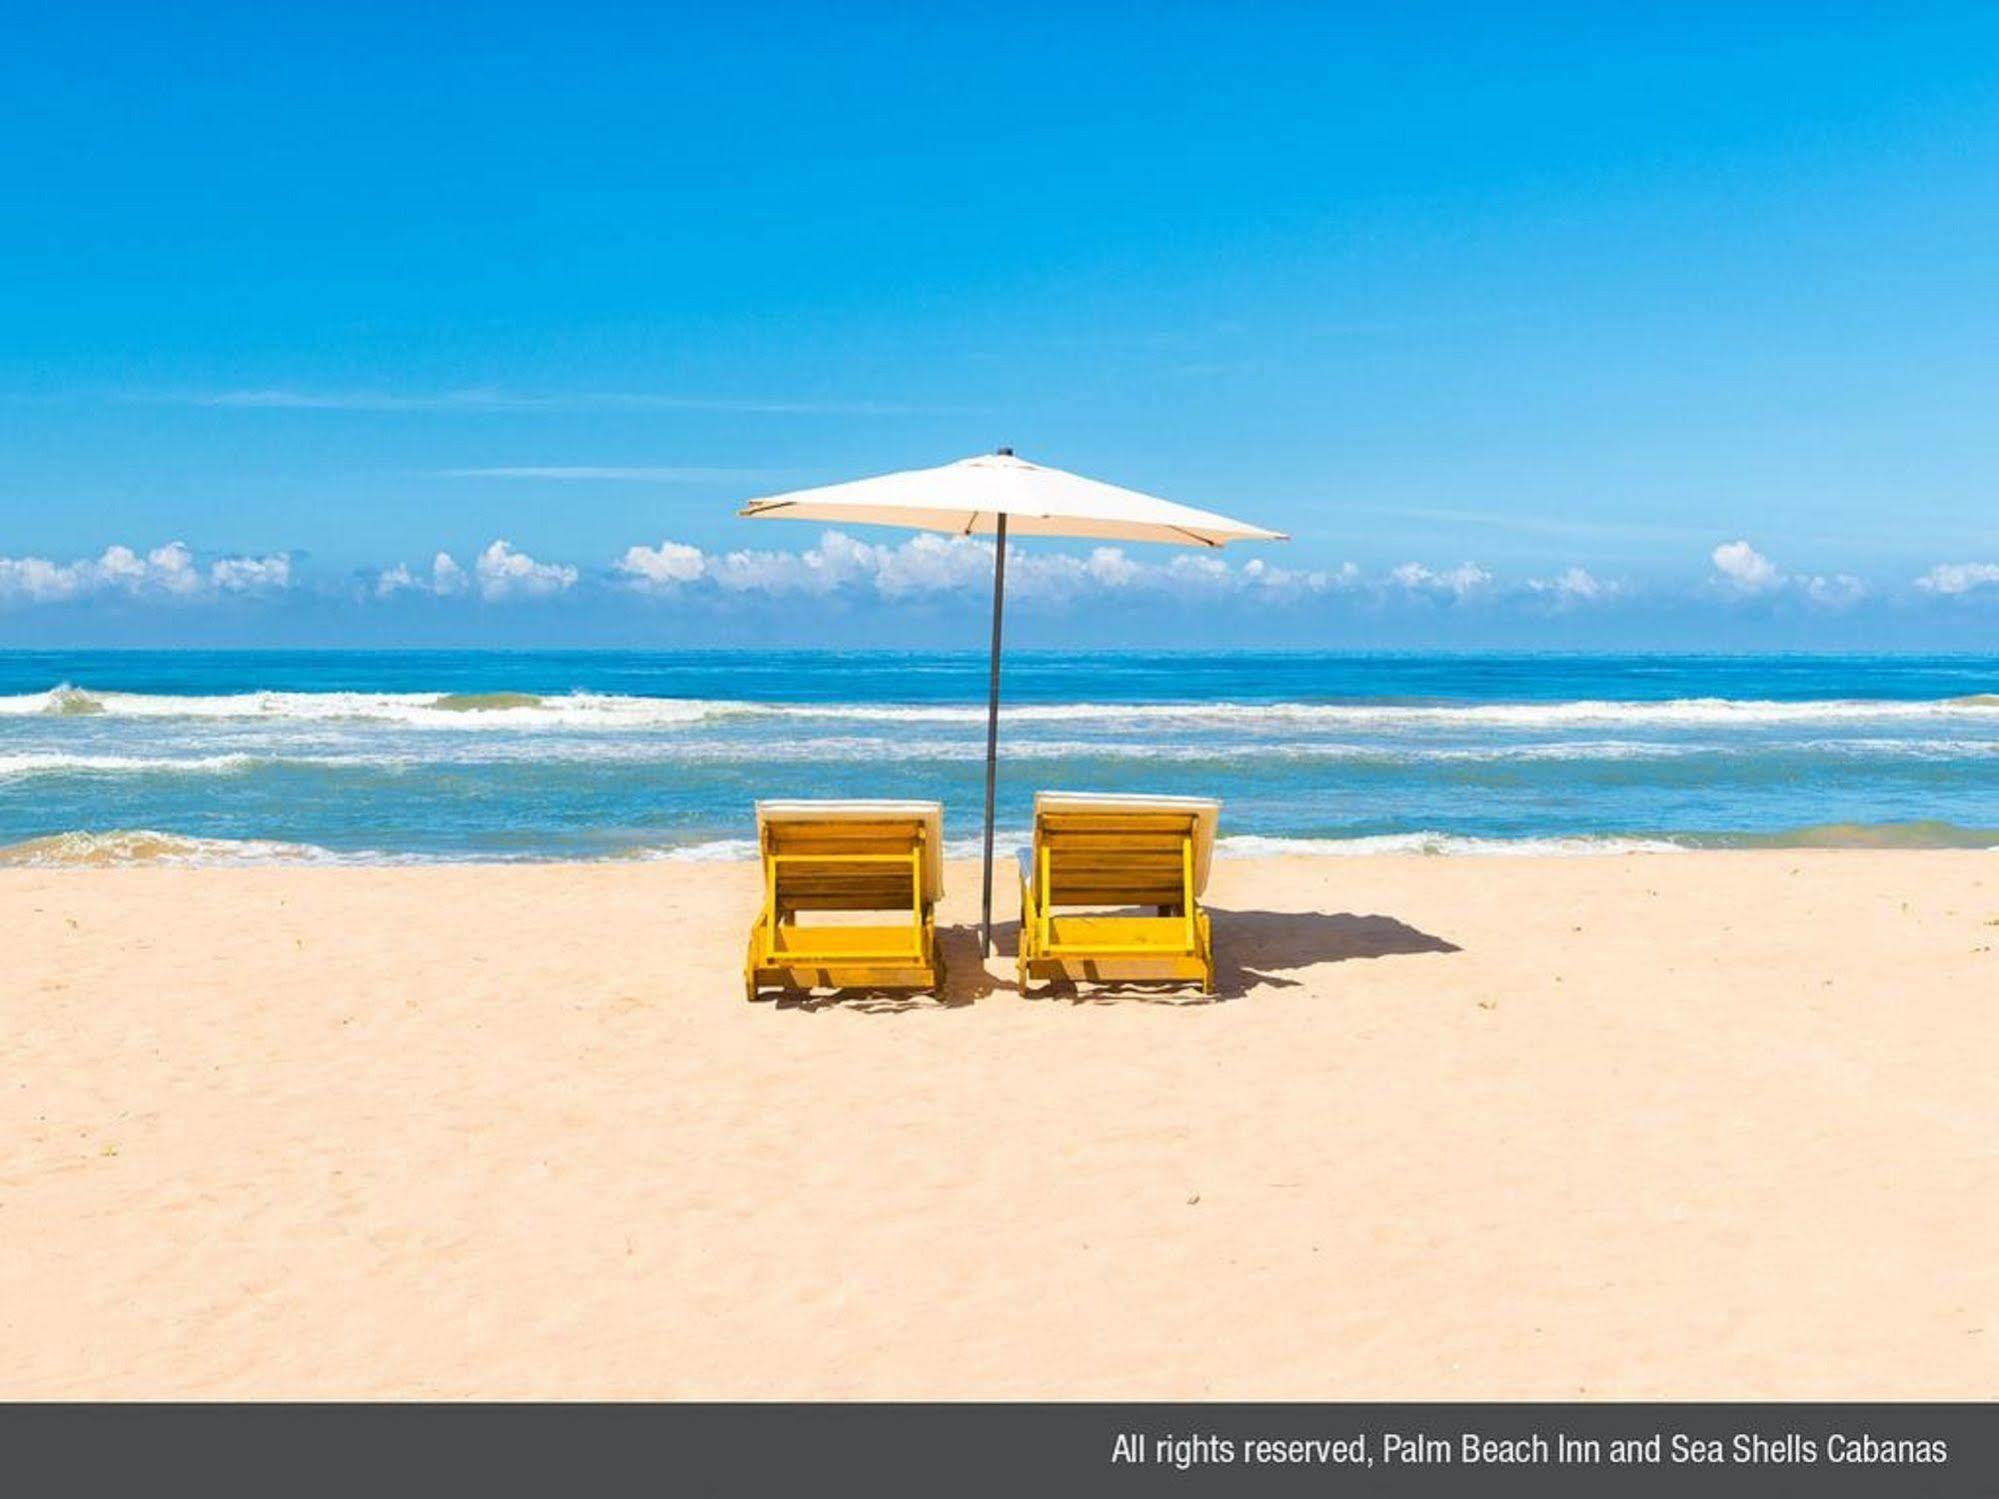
[3,2,1997,648]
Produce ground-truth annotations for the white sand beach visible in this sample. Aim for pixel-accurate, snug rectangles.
[3,852,1994,1399]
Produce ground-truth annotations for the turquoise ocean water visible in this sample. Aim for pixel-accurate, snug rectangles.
[1,651,1994,863]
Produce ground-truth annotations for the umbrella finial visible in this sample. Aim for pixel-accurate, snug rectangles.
[996,445,1014,457]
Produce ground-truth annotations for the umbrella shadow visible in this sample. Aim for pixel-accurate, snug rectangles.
[1212,908,1460,997]
[1018,908,1461,1006]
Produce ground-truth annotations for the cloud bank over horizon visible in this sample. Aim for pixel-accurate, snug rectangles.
[1,530,1994,613]
[3,530,1995,653]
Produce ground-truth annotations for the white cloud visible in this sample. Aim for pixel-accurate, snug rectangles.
[1800,572,1867,608]
[376,551,468,599]
[617,541,707,589]
[1085,547,1142,587]
[474,540,577,600]
[210,553,293,593]
[620,530,1365,604]
[705,531,885,595]
[1711,540,1781,593]
[1168,554,1232,589]
[871,533,996,598]
[1710,540,1867,608]
[0,542,290,605]
[0,555,93,603]
[1241,558,1356,594]
[1527,566,1618,605]
[144,542,204,596]
[1388,561,1492,600]
[692,530,995,599]
[1915,561,1999,596]
[990,544,1159,598]
[17,529,1978,619]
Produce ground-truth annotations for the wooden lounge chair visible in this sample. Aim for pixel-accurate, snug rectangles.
[744,800,945,1001]
[1017,791,1220,994]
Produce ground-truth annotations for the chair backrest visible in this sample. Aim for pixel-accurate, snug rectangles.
[1032,793,1220,907]
[756,800,944,910]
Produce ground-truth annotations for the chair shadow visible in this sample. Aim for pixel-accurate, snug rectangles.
[765,911,1459,1011]
[1023,908,1462,1006]
[766,923,1000,1013]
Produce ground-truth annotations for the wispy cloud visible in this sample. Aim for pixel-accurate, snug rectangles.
[131,388,915,416]
[1353,504,1700,543]
[1386,561,1492,602]
[441,465,796,483]
[1526,566,1620,607]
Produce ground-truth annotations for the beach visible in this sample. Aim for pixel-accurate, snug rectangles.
[5,850,1993,1400]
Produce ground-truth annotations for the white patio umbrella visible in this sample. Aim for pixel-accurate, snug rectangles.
[739,449,1284,954]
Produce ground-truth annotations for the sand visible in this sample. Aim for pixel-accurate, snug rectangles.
[2,851,1993,1400]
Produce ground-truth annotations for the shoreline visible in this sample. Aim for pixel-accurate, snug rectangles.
[3,825,1995,868]
[6,851,1994,1398]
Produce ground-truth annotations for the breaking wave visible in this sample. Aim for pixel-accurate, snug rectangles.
[0,685,719,730]
[5,661,1993,863]
[0,736,1990,780]
[3,685,1996,732]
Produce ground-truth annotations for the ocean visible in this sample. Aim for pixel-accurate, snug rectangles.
[1,650,1994,864]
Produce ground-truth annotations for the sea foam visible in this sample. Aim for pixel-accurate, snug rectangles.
[0,828,355,867]
[3,685,1996,732]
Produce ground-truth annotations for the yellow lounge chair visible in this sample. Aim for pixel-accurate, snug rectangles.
[744,800,945,1001]
[1017,791,1220,994]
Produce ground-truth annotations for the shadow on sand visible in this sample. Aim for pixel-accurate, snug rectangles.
[1210,908,1460,996]
[765,923,1002,1013]
[1019,908,1461,1006]
[763,910,1459,1011]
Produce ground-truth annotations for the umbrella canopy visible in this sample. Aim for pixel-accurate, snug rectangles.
[740,450,1286,546]
[739,450,1283,957]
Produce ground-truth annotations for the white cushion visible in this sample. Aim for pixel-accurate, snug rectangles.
[1032,791,1220,895]
[756,799,945,900]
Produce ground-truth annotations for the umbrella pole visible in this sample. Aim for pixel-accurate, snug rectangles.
[980,513,1007,957]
